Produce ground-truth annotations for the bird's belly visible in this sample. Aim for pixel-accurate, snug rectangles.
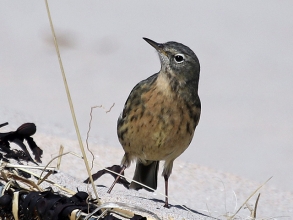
[118,88,197,162]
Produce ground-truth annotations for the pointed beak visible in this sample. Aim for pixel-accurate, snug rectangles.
[143,37,167,56]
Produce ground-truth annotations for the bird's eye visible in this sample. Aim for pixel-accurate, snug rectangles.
[174,54,185,63]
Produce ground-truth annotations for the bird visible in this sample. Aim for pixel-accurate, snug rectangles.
[107,37,201,208]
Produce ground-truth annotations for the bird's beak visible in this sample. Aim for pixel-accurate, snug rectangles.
[143,38,167,56]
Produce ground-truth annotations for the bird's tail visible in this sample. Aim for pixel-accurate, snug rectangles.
[129,160,159,191]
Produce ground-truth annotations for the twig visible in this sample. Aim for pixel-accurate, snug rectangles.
[86,106,102,171]
[85,104,115,170]
[106,103,115,113]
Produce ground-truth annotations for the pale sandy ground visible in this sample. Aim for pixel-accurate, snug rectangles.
[1,2,293,219]
[17,133,291,219]
[1,1,293,193]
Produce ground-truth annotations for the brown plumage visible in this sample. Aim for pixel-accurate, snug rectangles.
[108,38,201,208]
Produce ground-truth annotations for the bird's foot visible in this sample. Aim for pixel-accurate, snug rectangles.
[163,203,170,208]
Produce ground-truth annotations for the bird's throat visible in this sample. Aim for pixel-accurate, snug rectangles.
[156,73,174,97]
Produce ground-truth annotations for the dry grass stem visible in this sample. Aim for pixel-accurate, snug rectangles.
[251,193,261,219]
[57,144,64,169]
[37,151,71,185]
[44,0,100,203]
[228,176,272,220]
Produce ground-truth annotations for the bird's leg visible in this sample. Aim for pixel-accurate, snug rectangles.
[163,174,169,208]
[107,165,126,193]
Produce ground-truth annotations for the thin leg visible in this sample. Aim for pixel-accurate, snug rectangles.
[107,165,126,193]
[163,174,169,208]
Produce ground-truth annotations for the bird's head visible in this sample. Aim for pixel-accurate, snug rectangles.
[143,38,200,86]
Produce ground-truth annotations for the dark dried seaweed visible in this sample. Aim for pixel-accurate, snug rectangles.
[0,122,43,164]
[84,165,131,189]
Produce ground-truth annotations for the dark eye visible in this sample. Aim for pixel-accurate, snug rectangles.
[174,54,185,63]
